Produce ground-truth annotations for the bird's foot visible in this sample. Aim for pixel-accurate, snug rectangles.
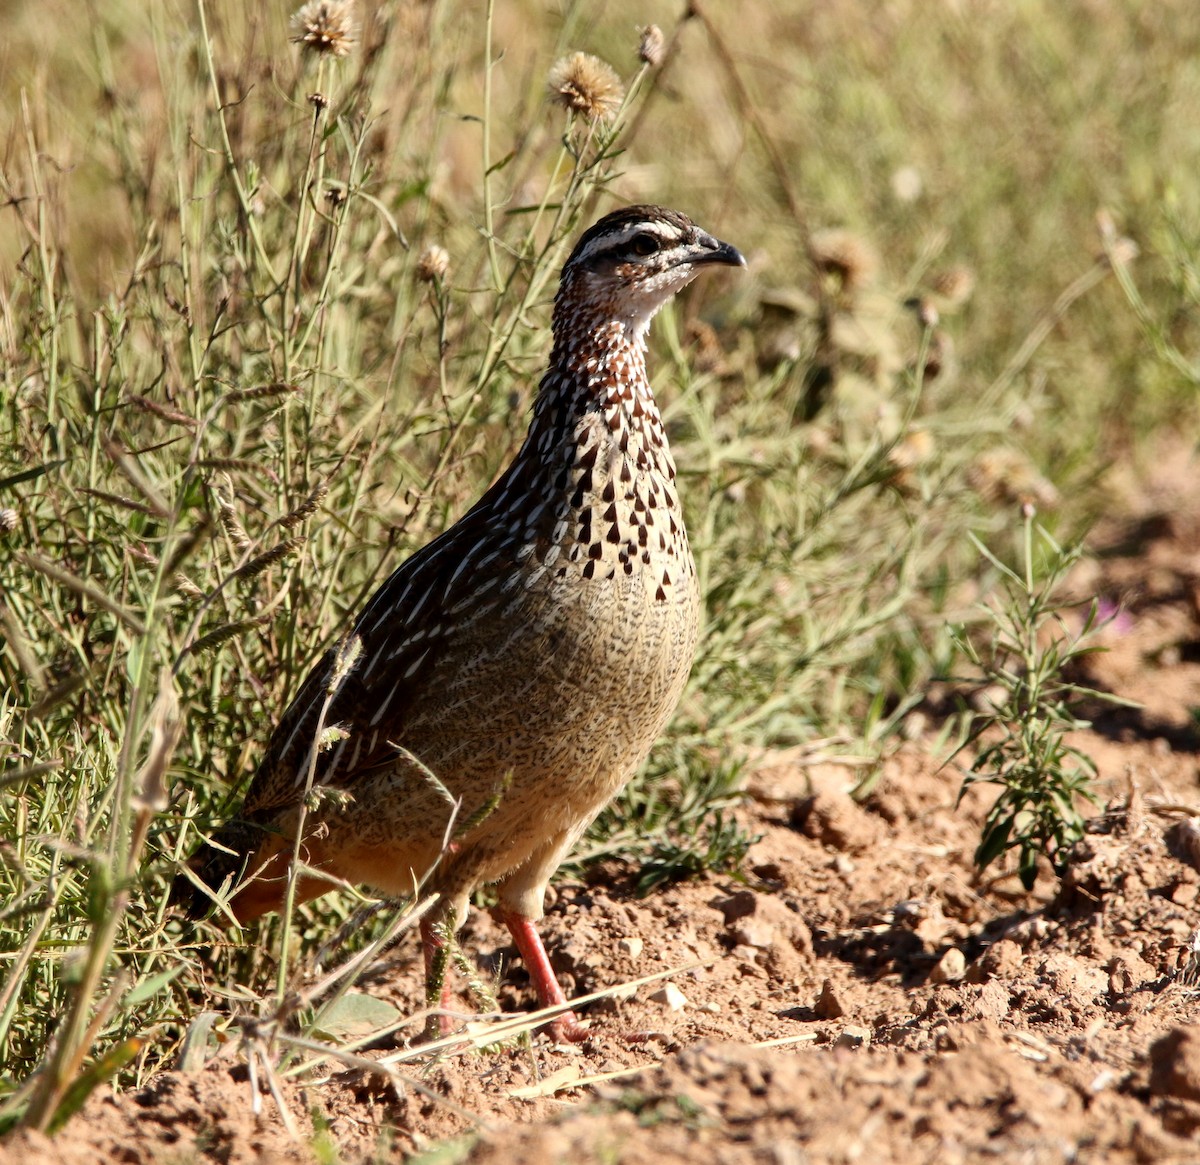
[498,908,592,1042]
[548,1009,589,1044]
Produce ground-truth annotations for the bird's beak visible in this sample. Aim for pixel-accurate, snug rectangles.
[691,233,747,269]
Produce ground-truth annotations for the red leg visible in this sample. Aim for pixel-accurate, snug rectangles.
[499,909,587,1042]
[420,915,458,1036]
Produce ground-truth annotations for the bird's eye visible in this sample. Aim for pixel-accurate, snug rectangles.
[629,233,661,257]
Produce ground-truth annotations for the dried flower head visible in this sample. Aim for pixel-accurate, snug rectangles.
[638,25,665,67]
[548,52,624,122]
[0,508,17,535]
[290,0,356,59]
[416,243,450,283]
[810,228,878,294]
[931,266,975,310]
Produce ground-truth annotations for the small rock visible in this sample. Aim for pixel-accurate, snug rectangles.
[834,1025,871,1049]
[1150,1026,1200,1101]
[1171,880,1199,906]
[733,921,776,950]
[649,983,688,1012]
[814,978,845,1019]
[618,937,644,959]
[699,1001,721,1014]
[969,938,1024,983]
[1167,818,1200,872]
[929,947,967,984]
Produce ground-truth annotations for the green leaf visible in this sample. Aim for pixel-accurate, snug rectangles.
[0,460,68,493]
[125,964,185,1006]
[310,992,404,1041]
[975,816,1013,870]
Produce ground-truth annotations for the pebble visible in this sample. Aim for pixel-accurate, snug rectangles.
[618,937,644,959]
[929,947,966,984]
[733,921,777,950]
[834,1025,871,1049]
[649,983,688,1012]
[1167,818,1200,871]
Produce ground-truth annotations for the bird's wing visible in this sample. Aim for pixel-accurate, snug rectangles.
[239,503,522,819]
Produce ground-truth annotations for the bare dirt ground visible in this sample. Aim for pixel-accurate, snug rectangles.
[8,453,1200,1164]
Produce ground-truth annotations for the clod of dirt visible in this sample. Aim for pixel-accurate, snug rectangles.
[968,938,1024,982]
[1108,952,1157,994]
[791,788,883,853]
[814,978,845,1019]
[1150,1025,1200,1102]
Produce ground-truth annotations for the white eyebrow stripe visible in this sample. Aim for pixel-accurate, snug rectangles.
[570,220,687,266]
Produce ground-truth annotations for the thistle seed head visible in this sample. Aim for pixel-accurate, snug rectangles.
[638,25,665,67]
[548,52,624,122]
[416,243,450,283]
[810,228,878,295]
[290,0,356,59]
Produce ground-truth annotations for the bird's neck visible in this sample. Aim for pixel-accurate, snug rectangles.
[536,314,666,449]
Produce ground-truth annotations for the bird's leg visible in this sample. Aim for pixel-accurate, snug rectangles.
[498,908,587,1043]
[420,914,458,1038]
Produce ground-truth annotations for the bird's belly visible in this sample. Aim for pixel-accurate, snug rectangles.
[325,553,700,892]
[423,557,698,789]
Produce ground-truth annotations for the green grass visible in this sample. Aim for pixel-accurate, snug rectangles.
[1,0,1199,1139]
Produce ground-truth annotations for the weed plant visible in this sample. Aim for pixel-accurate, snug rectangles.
[952,514,1132,890]
[1,0,1198,1135]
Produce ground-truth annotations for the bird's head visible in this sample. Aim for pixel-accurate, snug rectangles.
[557,205,745,337]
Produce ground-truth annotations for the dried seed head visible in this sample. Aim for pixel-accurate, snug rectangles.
[548,52,624,122]
[810,228,878,294]
[233,535,306,582]
[290,0,356,58]
[416,244,450,283]
[638,25,665,67]
[190,618,265,656]
[317,725,350,752]
[308,91,330,111]
[0,508,17,535]
[279,479,330,528]
[174,573,205,600]
[330,635,363,689]
[215,492,253,552]
[931,266,976,311]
